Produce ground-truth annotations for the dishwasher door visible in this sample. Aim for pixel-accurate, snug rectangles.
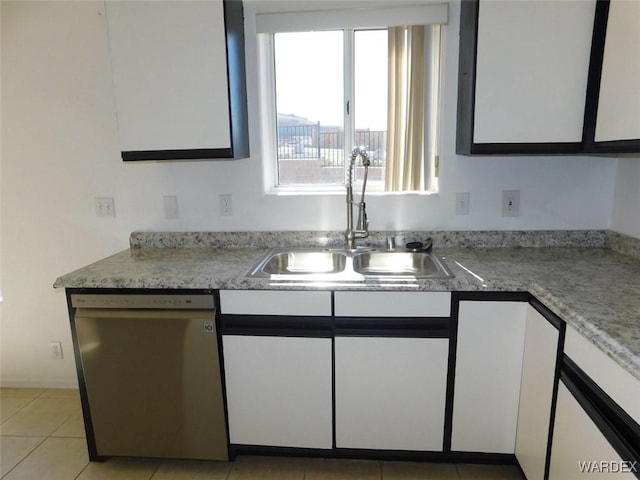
[74,307,228,461]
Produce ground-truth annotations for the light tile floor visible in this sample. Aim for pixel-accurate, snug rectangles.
[1,388,523,480]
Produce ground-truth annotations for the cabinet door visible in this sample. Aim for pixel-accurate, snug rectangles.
[106,0,248,159]
[335,336,449,451]
[549,382,635,479]
[515,305,561,480]
[451,301,527,453]
[594,0,640,143]
[457,0,595,153]
[222,335,333,449]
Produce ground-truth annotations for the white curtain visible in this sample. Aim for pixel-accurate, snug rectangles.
[385,26,426,192]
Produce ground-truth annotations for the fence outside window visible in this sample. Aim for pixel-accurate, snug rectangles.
[277,124,387,168]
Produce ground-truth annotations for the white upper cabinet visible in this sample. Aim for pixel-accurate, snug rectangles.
[105,0,248,160]
[457,0,640,154]
[594,0,640,143]
[473,0,595,145]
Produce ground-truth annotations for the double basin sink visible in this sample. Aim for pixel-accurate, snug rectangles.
[248,247,454,281]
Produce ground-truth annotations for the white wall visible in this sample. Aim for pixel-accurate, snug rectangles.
[611,158,640,238]
[0,0,619,387]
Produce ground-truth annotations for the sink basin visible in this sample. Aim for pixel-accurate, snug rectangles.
[248,247,453,281]
[352,251,453,279]
[252,250,347,276]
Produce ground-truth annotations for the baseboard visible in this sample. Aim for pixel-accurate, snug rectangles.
[0,377,79,389]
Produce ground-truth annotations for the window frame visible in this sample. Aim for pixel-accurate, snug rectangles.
[255,3,448,195]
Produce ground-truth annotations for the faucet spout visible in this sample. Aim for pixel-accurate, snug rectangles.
[345,146,371,249]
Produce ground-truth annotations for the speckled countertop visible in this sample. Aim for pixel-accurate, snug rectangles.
[54,230,640,382]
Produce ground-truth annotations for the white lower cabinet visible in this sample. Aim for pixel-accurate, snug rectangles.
[452,301,527,453]
[514,305,561,480]
[222,335,333,449]
[334,336,449,451]
[548,382,635,479]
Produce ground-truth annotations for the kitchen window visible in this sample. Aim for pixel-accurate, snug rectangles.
[256,4,448,194]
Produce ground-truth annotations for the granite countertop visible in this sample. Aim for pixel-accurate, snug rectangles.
[54,230,640,382]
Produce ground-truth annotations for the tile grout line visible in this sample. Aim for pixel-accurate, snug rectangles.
[0,397,36,428]
[0,435,48,480]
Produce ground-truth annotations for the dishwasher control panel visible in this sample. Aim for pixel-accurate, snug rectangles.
[71,294,215,310]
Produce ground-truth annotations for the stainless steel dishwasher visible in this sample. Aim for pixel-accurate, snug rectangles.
[70,293,228,461]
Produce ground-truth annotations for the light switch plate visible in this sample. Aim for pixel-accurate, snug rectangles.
[163,195,179,219]
[456,192,470,215]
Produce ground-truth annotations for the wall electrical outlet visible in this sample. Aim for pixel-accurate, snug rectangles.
[456,192,470,215]
[502,190,520,217]
[220,194,233,216]
[50,341,63,360]
[95,197,115,218]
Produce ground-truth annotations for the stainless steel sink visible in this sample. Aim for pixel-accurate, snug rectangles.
[248,247,453,281]
[352,251,452,278]
[251,249,347,276]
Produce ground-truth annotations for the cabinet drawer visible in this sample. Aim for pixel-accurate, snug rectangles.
[564,325,640,424]
[334,291,451,317]
[219,290,331,316]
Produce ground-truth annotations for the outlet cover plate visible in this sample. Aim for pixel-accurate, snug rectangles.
[502,190,520,217]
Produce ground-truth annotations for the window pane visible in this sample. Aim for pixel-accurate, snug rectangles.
[354,30,388,185]
[274,31,344,185]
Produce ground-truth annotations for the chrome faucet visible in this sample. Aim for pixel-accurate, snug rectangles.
[345,146,371,249]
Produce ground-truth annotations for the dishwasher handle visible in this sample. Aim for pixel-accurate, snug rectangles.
[74,308,216,321]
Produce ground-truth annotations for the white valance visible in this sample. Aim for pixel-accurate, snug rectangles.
[255,3,449,33]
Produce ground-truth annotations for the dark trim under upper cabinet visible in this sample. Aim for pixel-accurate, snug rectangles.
[122,0,249,162]
[122,148,234,161]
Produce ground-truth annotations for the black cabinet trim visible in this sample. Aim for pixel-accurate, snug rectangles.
[443,293,461,452]
[455,0,479,156]
[528,295,565,331]
[456,291,530,302]
[468,143,584,156]
[65,292,101,462]
[122,148,234,161]
[229,444,517,464]
[223,0,250,159]
[220,314,332,337]
[334,316,449,338]
[582,0,609,151]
